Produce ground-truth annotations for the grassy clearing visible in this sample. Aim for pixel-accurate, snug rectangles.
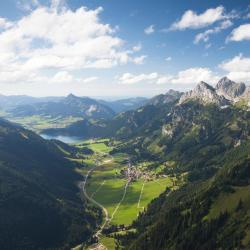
[99,236,116,250]
[77,138,113,154]
[208,185,250,219]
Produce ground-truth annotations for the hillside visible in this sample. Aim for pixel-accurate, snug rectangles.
[0,118,100,249]
[117,142,250,249]
[99,97,147,113]
[0,94,62,110]
[10,94,115,119]
[42,89,182,138]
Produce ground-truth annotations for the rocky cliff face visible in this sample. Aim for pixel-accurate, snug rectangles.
[149,89,183,106]
[215,77,246,101]
[179,77,249,107]
[236,86,250,108]
[179,81,229,106]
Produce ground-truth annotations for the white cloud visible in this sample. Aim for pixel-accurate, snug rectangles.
[0,17,13,29]
[156,68,219,85]
[83,76,99,83]
[0,1,143,85]
[144,25,155,34]
[227,23,250,42]
[17,0,40,12]
[219,54,250,83]
[194,20,233,44]
[48,71,99,84]
[170,6,225,30]
[133,55,147,65]
[118,67,219,86]
[165,56,172,61]
[52,71,73,83]
[118,72,158,84]
[132,44,142,52]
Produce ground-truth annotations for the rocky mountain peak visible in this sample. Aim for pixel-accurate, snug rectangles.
[66,93,77,99]
[166,89,181,96]
[179,81,228,106]
[196,81,215,92]
[148,89,182,106]
[215,77,246,100]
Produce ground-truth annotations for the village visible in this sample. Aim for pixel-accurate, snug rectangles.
[120,160,159,183]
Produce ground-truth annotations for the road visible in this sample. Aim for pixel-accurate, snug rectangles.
[81,162,109,239]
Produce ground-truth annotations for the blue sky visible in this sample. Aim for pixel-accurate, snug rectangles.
[0,0,250,97]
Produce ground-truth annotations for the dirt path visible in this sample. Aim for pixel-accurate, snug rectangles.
[109,180,130,222]
[90,180,106,198]
[137,182,145,209]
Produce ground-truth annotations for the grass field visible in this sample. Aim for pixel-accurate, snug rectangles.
[99,236,116,250]
[85,156,174,226]
[7,115,83,131]
[78,139,113,154]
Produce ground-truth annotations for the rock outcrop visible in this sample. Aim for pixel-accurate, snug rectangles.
[215,77,246,101]
[179,81,229,106]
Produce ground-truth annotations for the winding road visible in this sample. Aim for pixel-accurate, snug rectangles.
[81,162,109,238]
[81,157,131,248]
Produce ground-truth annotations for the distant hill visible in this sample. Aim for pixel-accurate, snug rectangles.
[42,89,181,138]
[10,94,115,119]
[99,97,148,113]
[0,94,62,110]
[0,118,100,249]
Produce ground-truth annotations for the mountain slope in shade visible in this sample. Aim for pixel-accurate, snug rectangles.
[0,118,100,249]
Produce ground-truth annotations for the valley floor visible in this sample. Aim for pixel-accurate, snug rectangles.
[72,139,178,249]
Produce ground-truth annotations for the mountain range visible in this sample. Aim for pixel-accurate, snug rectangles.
[42,77,250,139]
[0,76,249,249]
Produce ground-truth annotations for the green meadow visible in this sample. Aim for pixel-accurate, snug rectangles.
[86,156,174,226]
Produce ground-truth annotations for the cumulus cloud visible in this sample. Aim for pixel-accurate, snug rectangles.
[17,0,40,12]
[118,67,219,86]
[219,54,250,83]
[170,6,225,30]
[133,55,147,65]
[194,20,233,44]
[165,56,172,61]
[0,1,144,85]
[132,44,142,52]
[118,72,158,84]
[144,25,155,34]
[52,71,73,83]
[0,17,13,29]
[157,67,220,85]
[227,23,250,42]
[83,76,99,83]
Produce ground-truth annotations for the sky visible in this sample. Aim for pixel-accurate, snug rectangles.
[0,0,250,97]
